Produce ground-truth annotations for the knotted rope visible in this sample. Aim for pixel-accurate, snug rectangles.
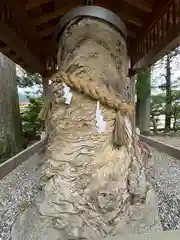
[40,71,134,148]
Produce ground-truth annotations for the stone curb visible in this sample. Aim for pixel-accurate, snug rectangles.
[140,135,180,160]
[0,136,47,180]
[105,229,180,240]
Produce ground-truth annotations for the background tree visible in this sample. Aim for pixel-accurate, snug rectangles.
[16,66,41,88]
[150,94,165,134]
[0,54,23,162]
[17,65,44,146]
[171,90,180,131]
[21,98,44,147]
[164,53,172,132]
[152,47,180,133]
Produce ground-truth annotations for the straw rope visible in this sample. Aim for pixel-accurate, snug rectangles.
[40,71,134,148]
[53,71,133,116]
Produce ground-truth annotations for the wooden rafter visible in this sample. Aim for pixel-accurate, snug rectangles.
[3,0,49,56]
[118,12,143,27]
[26,0,51,10]
[39,27,54,37]
[36,4,78,25]
[132,24,180,70]
[0,0,176,75]
[0,44,26,67]
[131,0,180,70]
[123,0,152,13]
[0,21,43,72]
[136,0,170,39]
[96,0,146,28]
[128,30,136,38]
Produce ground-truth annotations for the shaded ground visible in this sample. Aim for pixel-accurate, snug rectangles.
[147,147,180,230]
[148,136,180,230]
[1,136,180,239]
[0,153,46,240]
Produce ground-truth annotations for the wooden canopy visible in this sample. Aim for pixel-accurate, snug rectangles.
[0,0,179,75]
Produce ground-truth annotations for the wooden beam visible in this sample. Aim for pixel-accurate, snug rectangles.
[132,20,180,70]
[0,0,54,73]
[123,0,152,13]
[39,27,54,37]
[137,0,170,39]
[0,45,11,54]
[26,0,50,10]
[36,5,79,25]
[0,21,44,73]
[118,12,143,27]
[0,42,26,66]
[3,0,49,56]
[128,30,136,38]
[131,0,172,69]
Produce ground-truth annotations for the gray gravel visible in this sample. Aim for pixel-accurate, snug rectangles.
[147,147,180,230]
[0,153,45,240]
[1,136,180,238]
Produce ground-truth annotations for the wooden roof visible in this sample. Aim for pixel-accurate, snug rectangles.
[0,0,178,75]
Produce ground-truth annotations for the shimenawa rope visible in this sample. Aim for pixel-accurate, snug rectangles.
[39,71,134,148]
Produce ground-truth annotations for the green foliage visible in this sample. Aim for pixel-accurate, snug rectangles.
[150,90,180,132]
[16,66,44,146]
[21,97,44,146]
[150,94,165,133]
[151,94,165,116]
[171,90,180,101]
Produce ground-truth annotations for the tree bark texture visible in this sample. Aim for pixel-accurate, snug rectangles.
[0,53,22,161]
[12,18,162,240]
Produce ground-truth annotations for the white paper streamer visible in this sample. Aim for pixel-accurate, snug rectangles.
[125,117,132,138]
[95,101,106,133]
[63,83,72,105]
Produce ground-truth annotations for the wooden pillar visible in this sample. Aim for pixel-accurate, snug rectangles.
[42,75,49,136]
[129,71,136,133]
[42,76,49,97]
[136,69,151,136]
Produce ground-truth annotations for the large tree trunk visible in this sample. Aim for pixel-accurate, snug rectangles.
[12,17,162,239]
[0,53,22,162]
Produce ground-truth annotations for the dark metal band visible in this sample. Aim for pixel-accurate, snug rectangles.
[54,6,127,44]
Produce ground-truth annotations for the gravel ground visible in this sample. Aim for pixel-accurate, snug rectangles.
[0,153,46,240]
[1,136,180,239]
[147,147,180,230]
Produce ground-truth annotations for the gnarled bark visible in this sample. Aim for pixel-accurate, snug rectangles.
[11,17,162,240]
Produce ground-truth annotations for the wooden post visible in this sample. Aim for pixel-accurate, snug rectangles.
[42,76,49,97]
[129,70,136,133]
[42,76,49,136]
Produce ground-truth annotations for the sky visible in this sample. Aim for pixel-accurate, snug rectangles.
[16,64,41,100]
[151,53,180,95]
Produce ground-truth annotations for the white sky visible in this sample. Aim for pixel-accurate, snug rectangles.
[151,53,180,95]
